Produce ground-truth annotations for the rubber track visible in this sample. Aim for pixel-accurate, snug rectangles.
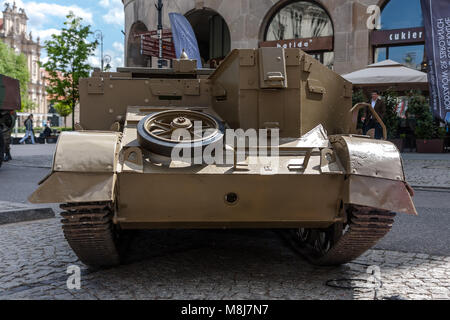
[286,205,396,266]
[60,202,121,267]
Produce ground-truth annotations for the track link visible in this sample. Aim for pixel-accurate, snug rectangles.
[60,202,121,267]
[285,205,396,266]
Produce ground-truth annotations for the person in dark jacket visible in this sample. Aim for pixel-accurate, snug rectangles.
[19,114,35,144]
[40,120,52,140]
[362,91,386,140]
[3,127,12,161]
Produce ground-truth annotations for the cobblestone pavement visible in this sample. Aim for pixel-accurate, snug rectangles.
[0,218,448,300]
[403,159,450,188]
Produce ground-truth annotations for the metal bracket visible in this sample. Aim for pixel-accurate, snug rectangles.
[307,79,325,94]
[320,148,344,174]
[122,147,144,173]
[284,147,313,171]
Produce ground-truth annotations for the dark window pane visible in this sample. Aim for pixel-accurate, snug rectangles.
[374,47,387,62]
[266,1,333,40]
[388,45,425,70]
[381,0,423,30]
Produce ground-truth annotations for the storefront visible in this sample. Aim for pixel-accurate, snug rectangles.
[123,0,428,75]
[259,1,334,69]
[371,0,426,71]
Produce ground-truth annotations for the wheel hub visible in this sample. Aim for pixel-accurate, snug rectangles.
[171,116,192,129]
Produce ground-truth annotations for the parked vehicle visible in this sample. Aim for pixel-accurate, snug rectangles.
[0,75,21,167]
[29,48,417,267]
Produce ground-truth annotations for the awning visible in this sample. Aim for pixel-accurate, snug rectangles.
[342,60,428,89]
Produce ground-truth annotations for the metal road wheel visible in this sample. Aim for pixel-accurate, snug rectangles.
[296,228,311,243]
[285,205,396,266]
[137,110,224,157]
[294,224,340,258]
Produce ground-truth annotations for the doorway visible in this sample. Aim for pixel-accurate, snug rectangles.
[185,9,231,67]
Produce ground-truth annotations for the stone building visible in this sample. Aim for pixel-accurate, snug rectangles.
[123,0,426,75]
[0,2,46,118]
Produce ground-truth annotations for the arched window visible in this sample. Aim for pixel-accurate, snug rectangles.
[263,1,334,69]
[265,1,333,40]
[373,0,425,71]
[380,0,423,30]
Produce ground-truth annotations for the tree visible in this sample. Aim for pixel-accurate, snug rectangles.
[0,41,30,111]
[43,13,97,130]
[53,102,72,126]
[382,88,400,139]
[407,90,439,140]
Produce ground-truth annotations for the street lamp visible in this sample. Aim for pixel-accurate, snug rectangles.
[94,30,111,71]
[103,54,112,71]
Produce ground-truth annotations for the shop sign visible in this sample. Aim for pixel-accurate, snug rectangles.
[371,27,425,46]
[259,36,333,52]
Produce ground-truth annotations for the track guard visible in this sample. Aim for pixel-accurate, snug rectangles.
[332,135,417,215]
[29,131,120,204]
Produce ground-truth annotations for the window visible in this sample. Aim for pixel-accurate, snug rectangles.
[373,0,425,71]
[380,0,423,30]
[264,1,334,69]
[375,45,425,70]
[265,1,333,40]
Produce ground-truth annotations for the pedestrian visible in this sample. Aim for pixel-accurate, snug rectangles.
[19,114,35,144]
[40,120,52,141]
[362,91,386,140]
[3,127,12,161]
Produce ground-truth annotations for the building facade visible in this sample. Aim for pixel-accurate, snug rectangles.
[123,0,426,75]
[0,2,47,117]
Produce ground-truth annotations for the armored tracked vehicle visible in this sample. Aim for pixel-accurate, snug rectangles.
[29,48,417,267]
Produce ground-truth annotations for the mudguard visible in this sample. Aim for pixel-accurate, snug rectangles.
[28,131,121,204]
[331,135,417,215]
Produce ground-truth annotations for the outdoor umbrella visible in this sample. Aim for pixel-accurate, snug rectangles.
[342,59,428,91]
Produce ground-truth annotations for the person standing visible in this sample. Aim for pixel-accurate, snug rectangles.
[3,127,12,161]
[19,114,35,144]
[362,91,386,140]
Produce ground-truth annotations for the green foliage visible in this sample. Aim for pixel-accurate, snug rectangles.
[42,12,97,129]
[0,41,30,110]
[382,88,400,139]
[21,97,36,112]
[53,102,72,126]
[53,102,72,118]
[407,90,441,140]
[352,89,366,107]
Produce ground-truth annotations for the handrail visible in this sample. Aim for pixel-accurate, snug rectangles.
[349,102,387,140]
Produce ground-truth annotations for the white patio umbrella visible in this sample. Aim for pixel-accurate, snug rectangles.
[342,59,428,91]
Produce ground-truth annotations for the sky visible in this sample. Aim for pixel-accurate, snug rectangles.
[0,0,125,70]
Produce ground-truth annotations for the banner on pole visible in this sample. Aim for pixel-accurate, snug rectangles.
[169,13,202,69]
[420,0,450,123]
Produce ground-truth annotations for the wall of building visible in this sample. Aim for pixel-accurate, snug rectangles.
[0,3,47,116]
[123,0,393,74]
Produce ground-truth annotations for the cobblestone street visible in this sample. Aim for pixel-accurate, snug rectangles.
[402,154,450,188]
[0,218,449,300]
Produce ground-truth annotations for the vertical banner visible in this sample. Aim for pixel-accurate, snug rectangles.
[168,13,203,69]
[420,0,450,123]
